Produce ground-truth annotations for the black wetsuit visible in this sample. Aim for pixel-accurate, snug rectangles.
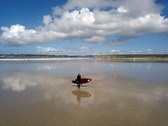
[77,74,81,88]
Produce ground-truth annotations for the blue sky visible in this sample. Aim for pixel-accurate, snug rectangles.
[0,0,168,55]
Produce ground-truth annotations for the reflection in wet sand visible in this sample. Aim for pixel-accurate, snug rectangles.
[0,72,67,92]
[72,90,91,104]
[0,60,168,126]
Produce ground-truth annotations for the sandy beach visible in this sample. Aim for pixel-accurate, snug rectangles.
[0,59,168,126]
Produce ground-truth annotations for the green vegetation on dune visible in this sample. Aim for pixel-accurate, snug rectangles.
[0,54,168,62]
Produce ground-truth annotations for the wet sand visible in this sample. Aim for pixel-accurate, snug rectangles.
[0,59,168,126]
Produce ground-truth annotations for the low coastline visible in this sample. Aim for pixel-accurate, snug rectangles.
[0,54,168,62]
[94,54,168,62]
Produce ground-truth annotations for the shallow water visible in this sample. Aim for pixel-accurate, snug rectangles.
[0,59,168,126]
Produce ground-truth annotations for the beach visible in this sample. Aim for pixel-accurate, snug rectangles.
[0,58,168,126]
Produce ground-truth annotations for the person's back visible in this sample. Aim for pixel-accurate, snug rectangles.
[77,73,81,81]
[77,73,81,89]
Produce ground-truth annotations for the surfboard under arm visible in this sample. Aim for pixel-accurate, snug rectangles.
[72,78,91,84]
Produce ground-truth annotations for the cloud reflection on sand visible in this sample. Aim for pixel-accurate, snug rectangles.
[0,62,168,126]
[0,72,69,92]
[0,71,94,106]
[89,72,168,106]
[0,72,38,92]
[1,71,168,105]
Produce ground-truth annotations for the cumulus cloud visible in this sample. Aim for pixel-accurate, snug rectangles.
[0,24,66,45]
[1,24,37,45]
[79,46,89,50]
[117,6,128,13]
[43,15,52,25]
[62,0,117,10]
[147,48,154,54]
[0,0,168,45]
[36,46,91,55]
[36,46,57,53]
[129,49,155,54]
[110,49,120,53]
[36,46,72,54]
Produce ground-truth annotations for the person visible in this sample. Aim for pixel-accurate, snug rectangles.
[76,73,81,89]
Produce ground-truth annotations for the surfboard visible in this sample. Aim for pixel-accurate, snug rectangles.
[72,78,91,84]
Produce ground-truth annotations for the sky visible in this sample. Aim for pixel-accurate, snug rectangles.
[0,0,168,55]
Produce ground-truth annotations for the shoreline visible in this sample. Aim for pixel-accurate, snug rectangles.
[0,54,168,62]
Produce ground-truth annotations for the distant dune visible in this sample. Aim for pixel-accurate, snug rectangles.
[94,54,168,62]
[0,54,168,62]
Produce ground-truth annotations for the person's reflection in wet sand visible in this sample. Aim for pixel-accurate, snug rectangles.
[72,90,91,104]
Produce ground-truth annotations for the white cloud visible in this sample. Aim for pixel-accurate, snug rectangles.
[36,46,57,53]
[59,8,95,27]
[0,0,168,45]
[147,49,152,52]
[43,15,52,25]
[79,46,89,50]
[36,46,92,55]
[127,49,155,54]
[117,6,128,13]
[1,24,37,45]
[62,0,116,10]
[110,49,120,53]
[62,0,163,17]
[147,48,154,54]
[131,50,136,54]
[52,6,65,16]
[85,36,105,43]
[138,50,142,53]
[36,46,73,54]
